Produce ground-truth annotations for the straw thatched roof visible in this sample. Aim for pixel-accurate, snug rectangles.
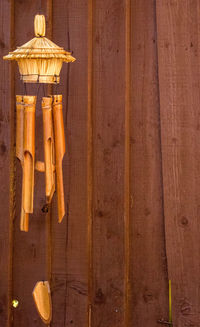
[3,35,75,62]
[3,15,75,83]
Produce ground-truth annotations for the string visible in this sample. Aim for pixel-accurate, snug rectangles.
[36,83,41,99]
[43,83,46,97]
[23,82,27,96]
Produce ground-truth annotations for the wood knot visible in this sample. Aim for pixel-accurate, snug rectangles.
[94,288,106,305]
[180,216,188,227]
[143,289,154,303]
[180,301,191,315]
[95,209,104,218]
[144,208,151,216]
[0,143,6,155]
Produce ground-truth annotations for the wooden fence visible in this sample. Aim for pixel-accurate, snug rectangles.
[0,0,199,326]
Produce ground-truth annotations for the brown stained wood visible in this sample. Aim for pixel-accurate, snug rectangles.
[42,97,55,203]
[0,1,14,326]
[124,0,130,324]
[156,1,200,326]
[92,0,125,325]
[52,94,65,222]
[129,1,169,326]
[13,1,50,326]
[51,1,89,326]
[32,281,52,324]
[3,1,200,326]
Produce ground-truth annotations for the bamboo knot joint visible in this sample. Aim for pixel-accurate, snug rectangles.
[34,15,46,37]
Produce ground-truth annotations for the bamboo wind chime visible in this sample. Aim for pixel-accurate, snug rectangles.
[4,14,75,232]
[3,15,75,324]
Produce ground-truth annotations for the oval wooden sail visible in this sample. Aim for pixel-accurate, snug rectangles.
[32,281,52,324]
[52,95,65,222]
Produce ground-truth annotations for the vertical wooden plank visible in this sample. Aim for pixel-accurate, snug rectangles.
[129,0,169,326]
[156,0,200,325]
[66,0,89,325]
[124,0,131,324]
[51,0,89,326]
[13,1,50,326]
[50,3,68,325]
[0,1,14,327]
[92,1,126,326]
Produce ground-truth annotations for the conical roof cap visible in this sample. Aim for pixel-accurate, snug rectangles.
[3,15,75,62]
[3,15,75,83]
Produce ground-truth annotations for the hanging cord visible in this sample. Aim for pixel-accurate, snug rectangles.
[42,83,46,97]
[36,83,41,99]
[23,82,27,96]
[52,80,59,95]
[55,82,58,95]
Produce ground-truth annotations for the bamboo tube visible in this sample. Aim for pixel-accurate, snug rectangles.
[52,95,65,222]
[42,97,55,203]
[16,96,29,232]
[22,96,36,220]
[16,95,24,162]
[32,281,52,324]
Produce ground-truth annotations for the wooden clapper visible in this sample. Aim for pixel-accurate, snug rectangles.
[33,281,52,325]
[3,14,76,324]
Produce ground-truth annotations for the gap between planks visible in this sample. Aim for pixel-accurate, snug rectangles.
[87,0,93,326]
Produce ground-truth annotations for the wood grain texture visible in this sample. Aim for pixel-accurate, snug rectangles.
[51,1,88,326]
[156,0,200,325]
[129,0,169,326]
[2,0,200,326]
[0,1,14,326]
[50,2,69,326]
[92,0,126,325]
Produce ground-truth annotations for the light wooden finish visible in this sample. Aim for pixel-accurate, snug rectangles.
[32,281,52,324]
[16,95,29,232]
[35,160,45,172]
[16,95,24,162]
[52,95,65,222]
[42,96,55,203]
[21,96,36,232]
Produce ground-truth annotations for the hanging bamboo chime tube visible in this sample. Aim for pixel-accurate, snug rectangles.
[22,96,36,225]
[42,97,55,203]
[16,96,29,232]
[52,95,65,222]
[16,95,24,162]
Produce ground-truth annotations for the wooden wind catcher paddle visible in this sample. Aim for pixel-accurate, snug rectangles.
[3,14,75,231]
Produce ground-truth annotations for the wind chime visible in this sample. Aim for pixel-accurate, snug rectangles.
[3,14,75,324]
